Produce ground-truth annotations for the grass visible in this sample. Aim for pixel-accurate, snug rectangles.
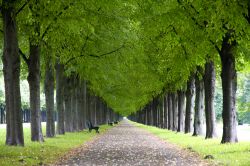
[133,122,250,166]
[0,124,112,166]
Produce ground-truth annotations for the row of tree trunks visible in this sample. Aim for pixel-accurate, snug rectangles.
[130,48,237,143]
[1,1,123,146]
[54,72,121,134]
[129,61,219,140]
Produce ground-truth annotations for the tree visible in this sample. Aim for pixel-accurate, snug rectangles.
[2,0,24,146]
[185,75,195,133]
[204,61,217,138]
[55,62,65,134]
[44,58,55,137]
[193,70,205,136]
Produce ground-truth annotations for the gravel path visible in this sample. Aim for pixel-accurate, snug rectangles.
[57,120,211,166]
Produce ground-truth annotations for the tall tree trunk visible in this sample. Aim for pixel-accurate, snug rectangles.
[149,103,153,126]
[159,97,164,128]
[45,60,55,137]
[2,2,24,146]
[56,62,65,134]
[164,94,168,129]
[168,94,173,130]
[77,83,84,130]
[185,75,195,133]
[193,74,205,136]
[71,80,78,132]
[204,61,217,138]
[153,99,158,127]
[64,78,73,132]
[28,43,43,142]
[177,91,185,132]
[172,93,178,131]
[220,34,238,143]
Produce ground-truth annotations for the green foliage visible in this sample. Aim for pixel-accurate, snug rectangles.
[1,0,250,116]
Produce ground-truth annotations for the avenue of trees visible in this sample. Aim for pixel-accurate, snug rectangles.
[0,0,250,146]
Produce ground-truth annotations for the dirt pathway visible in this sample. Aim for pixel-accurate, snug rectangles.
[56,120,211,166]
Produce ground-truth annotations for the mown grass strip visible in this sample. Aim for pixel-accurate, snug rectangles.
[133,122,250,166]
[0,124,112,166]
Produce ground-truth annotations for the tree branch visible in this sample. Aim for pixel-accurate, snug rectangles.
[177,1,223,54]
[209,39,220,54]
[19,49,30,65]
[16,0,31,16]
[65,44,125,66]
[41,2,74,39]
[171,25,188,57]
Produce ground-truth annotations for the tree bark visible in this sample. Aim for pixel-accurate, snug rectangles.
[56,62,65,134]
[204,61,217,138]
[168,94,173,130]
[2,2,24,146]
[193,74,205,136]
[64,78,73,132]
[172,93,178,131]
[185,75,195,133]
[152,99,158,127]
[45,60,55,137]
[28,43,44,142]
[220,34,238,143]
[159,97,164,128]
[77,82,85,130]
[164,94,168,129]
[71,79,78,132]
[177,91,185,132]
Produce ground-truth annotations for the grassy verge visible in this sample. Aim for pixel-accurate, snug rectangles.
[133,122,250,166]
[0,124,112,166]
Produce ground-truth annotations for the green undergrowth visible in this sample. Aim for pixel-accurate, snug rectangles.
[0,124,112,166]
[133,122,250,166]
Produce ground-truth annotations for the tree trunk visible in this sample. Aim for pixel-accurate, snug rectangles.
[56,62,65,134]
[159,97,164,128]
[220,34,238,143]
[152,99,158,127]
[164,94,168,129]
[45,60,55,137]
[77,83,85,130]
[71,79,78,132]
[172,93,178,131]
[193,74,205,136]
[2,2,24,146]
[185,75,195,133]
[177,91,185,132]
[204,61,217,139]
[168,94,173,130]
[64,78,73,132]
[28,43,44,142]
[149,103,153,126]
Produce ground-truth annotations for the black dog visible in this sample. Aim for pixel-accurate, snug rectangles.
[114,121,118,124]
[87,121,99,133]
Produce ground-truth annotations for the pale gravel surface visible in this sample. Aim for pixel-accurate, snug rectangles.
[56,120,212,166]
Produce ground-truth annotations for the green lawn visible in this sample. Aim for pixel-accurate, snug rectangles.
[133,122,250,166]
[0,124,111,166]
